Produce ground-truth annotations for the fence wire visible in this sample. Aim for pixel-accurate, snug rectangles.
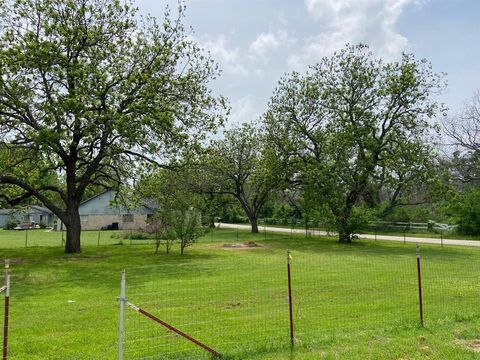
[122,255,288,359]
[4,265,118,359]
[1,239,480,359]
[120,243,480,359]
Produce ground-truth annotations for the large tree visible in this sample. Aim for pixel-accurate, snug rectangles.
[0,0,226,252]
[443,90,480,184]
[264,44,444,243]
[201,123,285,233]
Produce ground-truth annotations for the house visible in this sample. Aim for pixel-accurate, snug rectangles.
[77,189,155,231]
[0,205,55,228]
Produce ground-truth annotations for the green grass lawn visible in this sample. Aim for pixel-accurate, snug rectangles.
[254,222,480,240]
[1,228,480,359]
[0,228,124,248]
[358,226,480,240]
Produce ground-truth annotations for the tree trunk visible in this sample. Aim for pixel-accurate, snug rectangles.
[237,197,259,233]
[337,208,353,244]
[165,240,170,254]
[64,205,82,253]
[338,225,352,243]
[249,215,259,233]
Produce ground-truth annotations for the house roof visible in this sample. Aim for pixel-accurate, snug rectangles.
[80,189,113,206]
[29,205,53,214]
[80,189,157,211]
[0,205,52,215]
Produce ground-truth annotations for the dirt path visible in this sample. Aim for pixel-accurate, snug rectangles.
[216,223,480,248]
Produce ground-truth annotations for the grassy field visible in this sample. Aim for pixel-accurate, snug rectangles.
[0,228,123,248]
[1,228,480,359]
[358,226,480,240]
[253,222,480,240]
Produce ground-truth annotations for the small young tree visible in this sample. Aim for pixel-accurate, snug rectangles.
[167,207,204,255]
[137,170,205,254]
[147,213,174,254]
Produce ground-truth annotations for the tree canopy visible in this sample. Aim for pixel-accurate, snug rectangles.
[264,44,444,242]
[0,0,226,252]
[200,123,285,233]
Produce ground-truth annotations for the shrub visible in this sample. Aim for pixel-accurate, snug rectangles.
[448,187,480,235]
[38,221,47,229]
[5,219,19,230]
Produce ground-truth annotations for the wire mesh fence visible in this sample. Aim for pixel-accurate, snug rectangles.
[0,230,126,249]
[121,254,289,359]
[291,246,419,341]
[119,243,480,359]
[1,238,480,359]
[4,263,118,359]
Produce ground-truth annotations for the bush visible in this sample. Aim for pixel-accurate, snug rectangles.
[5,219,18,230]
[448,187,480,235]
[38,221,47,229]
[110,230,153,240]
[383,205,433,223]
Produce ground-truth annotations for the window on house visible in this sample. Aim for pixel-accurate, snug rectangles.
[80,215,89,224]
[123,214,134,223]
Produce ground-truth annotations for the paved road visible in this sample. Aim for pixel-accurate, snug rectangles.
[216,223,480,248]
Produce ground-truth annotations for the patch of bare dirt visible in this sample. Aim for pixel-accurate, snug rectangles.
[4,258,27,265]
[222,241,262,249]
[467,339,480,352]
[454,338,480,352]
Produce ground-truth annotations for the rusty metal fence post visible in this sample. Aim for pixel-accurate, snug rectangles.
[287,251,294,345]
[117,270,126,360]
[2,259,10,360]
[416,244,424,326]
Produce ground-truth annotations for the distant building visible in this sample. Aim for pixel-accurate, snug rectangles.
[0,205,55,228]
[76,189,155,231]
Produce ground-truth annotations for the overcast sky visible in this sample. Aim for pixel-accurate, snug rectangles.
[138,0,480,126]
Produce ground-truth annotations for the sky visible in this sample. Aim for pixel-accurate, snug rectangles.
[138,0,480,127]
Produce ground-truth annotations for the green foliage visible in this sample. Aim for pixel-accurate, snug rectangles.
[38,221,47,229]
[5,219,18,230]
[447,187,480,235]
[201,123,287,232]
[381,205,435,223]
[136,169,206,254]
[216,202,249,224]
[264,44,444,242]
[0,145,62,207]
[0,0,226,252]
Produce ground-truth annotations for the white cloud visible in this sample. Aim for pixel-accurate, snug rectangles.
[250,31,281,56]
[249,30,294,63]
[196,34,248,76]
[289,0,421,70]
[228,96,260,126]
